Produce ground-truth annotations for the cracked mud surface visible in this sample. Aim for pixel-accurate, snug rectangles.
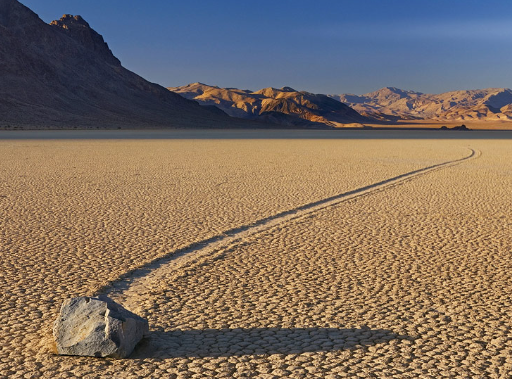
[1,136,510,378]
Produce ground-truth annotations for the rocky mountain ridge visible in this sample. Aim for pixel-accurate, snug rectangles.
[331,87,512,121]
[168,83,369,127]
[171,83,512,127]
[49,14,121,66]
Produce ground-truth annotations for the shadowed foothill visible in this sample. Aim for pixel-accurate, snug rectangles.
[440,124,471,131]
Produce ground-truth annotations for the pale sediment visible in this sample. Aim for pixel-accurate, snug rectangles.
[1,137,511,378]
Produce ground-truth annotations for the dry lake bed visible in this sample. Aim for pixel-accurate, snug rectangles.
[1,129,512,378]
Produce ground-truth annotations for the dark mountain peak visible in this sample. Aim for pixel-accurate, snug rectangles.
[0,1,234,128]
[281,86,296,92]
[0,0,41,29]
[50,13,120,66]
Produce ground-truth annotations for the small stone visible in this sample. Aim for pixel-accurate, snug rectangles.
[53,295,149,358]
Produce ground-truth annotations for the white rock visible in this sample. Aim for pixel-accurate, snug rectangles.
[53,295,149,358]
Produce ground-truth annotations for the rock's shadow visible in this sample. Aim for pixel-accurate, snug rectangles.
[131,327,412,358]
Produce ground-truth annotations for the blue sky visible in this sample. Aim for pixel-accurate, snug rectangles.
[21,0,512,95]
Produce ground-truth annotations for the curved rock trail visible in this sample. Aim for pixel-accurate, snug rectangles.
[101,148,479,309]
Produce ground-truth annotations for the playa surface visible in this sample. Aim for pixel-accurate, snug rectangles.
[1,130,511,378]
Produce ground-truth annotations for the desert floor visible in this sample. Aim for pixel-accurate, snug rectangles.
[1,130,511,378]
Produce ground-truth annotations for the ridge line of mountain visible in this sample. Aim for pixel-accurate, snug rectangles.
[169,83,512,126]
[167,82,370,128]
[0,0,268,129]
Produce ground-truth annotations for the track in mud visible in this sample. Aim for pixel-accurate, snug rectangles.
[99,148,480,307]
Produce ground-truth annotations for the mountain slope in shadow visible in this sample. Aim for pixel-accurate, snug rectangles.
[0,0,244,129]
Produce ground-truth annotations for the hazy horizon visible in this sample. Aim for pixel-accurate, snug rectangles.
[19,0,512,95]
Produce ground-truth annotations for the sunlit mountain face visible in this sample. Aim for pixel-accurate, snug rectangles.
[331,87,512,121]
[169,83,370,128]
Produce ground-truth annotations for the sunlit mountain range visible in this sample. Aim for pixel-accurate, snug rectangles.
[168,83,369,128]
[1,0,511,129]
[332,87,512,122]
[171,83,512,127]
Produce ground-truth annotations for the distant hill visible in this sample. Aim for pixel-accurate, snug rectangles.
[330,87,512,122]
[169,83,369,128]
[0,0,240,129]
